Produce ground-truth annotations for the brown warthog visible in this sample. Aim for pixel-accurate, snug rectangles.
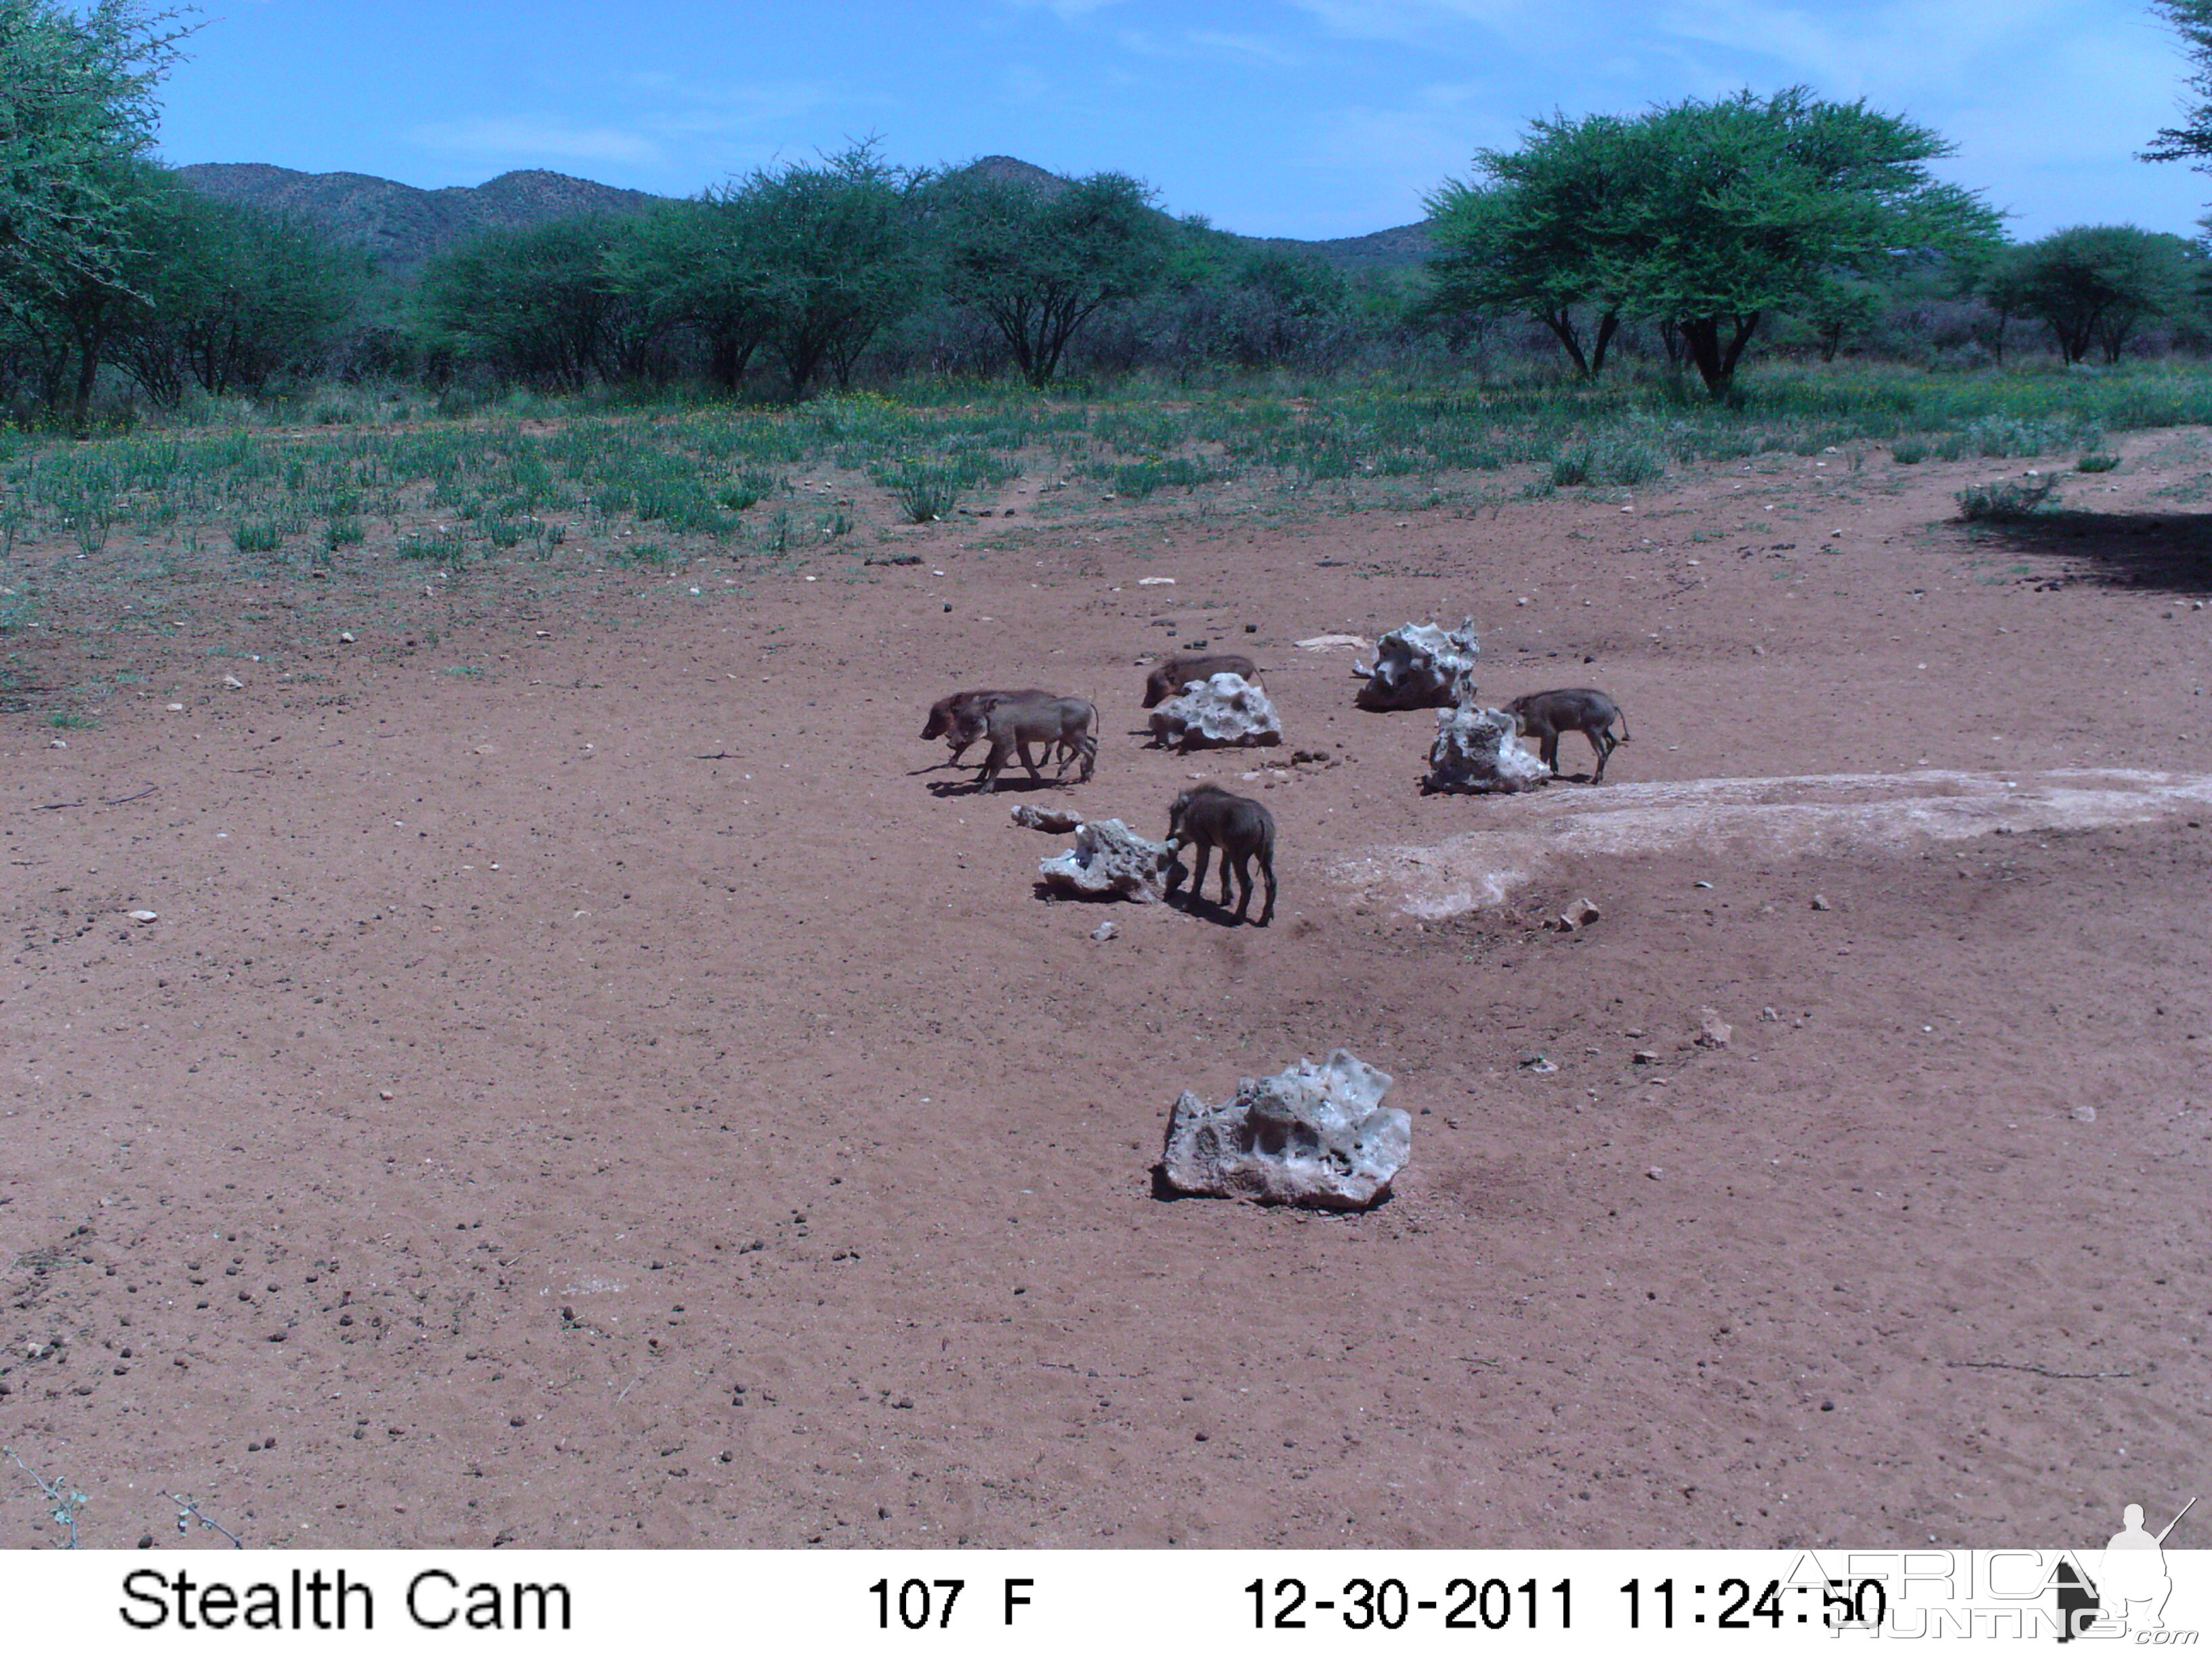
[1505,688,1631,782]
[922,688,1055,764]
[1141,653,1261,708]
[972,696,1099,792]
[1165,783,1277,925]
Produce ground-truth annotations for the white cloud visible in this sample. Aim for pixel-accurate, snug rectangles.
[1000,0,1130,19]
[1185,30,1307,67]
[1286,0,1534,43]
[1651,0,2070,99]
[1105,26,1305,66]
[411,117,660,167]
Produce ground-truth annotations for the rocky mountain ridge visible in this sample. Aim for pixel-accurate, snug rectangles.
[173,157,1429,275]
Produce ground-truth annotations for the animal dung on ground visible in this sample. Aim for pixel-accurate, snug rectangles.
[1353,619,1479,710]
[1148,673,1283,750]
[1010,803,1084,833]
[1425,703,1549,794]
[1037,818,1176,903]
[1159,1050,1411,1210]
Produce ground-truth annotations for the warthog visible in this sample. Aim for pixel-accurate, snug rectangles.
[972,696,1099,792]
[1165,783,1276,925]
[1142,653,1261,709]
[922,688,1055,764]
[1505,687,1631,782]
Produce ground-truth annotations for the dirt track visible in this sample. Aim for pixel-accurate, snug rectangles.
[2,438,2208,1549]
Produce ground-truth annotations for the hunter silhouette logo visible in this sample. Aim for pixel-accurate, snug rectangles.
[2057,1496,2197,1641]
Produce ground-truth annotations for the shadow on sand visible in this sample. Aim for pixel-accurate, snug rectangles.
[1968,508,2212,596]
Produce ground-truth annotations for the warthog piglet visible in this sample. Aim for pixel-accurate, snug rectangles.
[922,688,1056,764]
[1165,783,1277,925]
[972,696,1099,792]
[1142,653,1261,708]
[1504,687,1631,783]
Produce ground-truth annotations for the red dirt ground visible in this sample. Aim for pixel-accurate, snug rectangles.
[2,436,2208,1550]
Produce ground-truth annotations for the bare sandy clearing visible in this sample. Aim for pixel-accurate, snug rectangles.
[1,431,2207,1551]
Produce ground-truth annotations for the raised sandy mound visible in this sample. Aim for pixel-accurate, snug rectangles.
[1340,767,2212,918]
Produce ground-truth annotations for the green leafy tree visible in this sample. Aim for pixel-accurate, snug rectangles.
[1,0,190,315]
[5,156,180,417]
[2144,0,2212,170]
[112,186,359,403]
[1799,273,1886,363]
[726,144,928,399]
[1990,226,2199,363]
[1432,89,2003,396]
[1218,245,1353,368]
[604,197,776,392]
[934,168,1169,387]
[1425,112,1633,377]
[417,217,651,390]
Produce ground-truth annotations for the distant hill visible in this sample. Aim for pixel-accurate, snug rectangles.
[171,164,665,273]
[1254,222,1432,274]
[174,158,1431,276]
[954,155,1432,274]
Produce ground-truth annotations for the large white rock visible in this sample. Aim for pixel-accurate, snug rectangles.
[1160,1050,1410,1210]
[1149,672,1284,750]
[1426,702,1549,794]
[1038,818,1176,903]
[1355,619,1479,710]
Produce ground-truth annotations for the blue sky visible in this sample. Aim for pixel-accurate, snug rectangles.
[152,0,2210,242]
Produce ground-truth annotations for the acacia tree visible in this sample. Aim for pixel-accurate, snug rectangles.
[1425,112,1633,378]
[111,187,359,402]
[2144,0,2212,171]
[417,218,653,390]
[1990,226,2198,363]
[17,159,179,415]
[934,169,1169,387]
[604,197,776,392]
[1797,273,1887,362]
[1430,89,2003,397]
[731,144,928,399]
[0,0,190,314]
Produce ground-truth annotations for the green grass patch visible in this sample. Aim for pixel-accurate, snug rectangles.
[396,531,464,562]
[880,464,962,523]
[1549,435,1666,488]
[1957,476,2060,521]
